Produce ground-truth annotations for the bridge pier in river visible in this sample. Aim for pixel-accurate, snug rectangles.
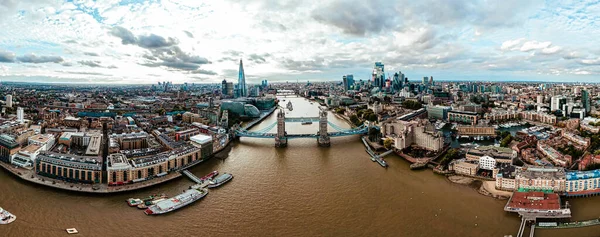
[275,109,288,147]
[317,108,330,147]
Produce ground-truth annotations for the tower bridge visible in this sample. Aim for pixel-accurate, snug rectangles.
[234,108,369,147]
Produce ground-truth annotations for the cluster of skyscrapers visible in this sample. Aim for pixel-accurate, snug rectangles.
[341,62,432,94]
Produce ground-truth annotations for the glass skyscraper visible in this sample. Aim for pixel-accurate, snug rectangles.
[238,59,247,97]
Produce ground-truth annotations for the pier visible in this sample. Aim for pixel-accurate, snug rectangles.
[181,170,203,184]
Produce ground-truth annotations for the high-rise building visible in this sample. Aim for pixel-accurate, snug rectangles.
[342,75,354,91]
[221,79,228,95]
[238,59,247,97]
[373,62,385,88]
[429,76,433,86]
[422,77,428,85]
[582,90,591,114]
[537,95,544,104]
[16,107,24,122]
[5,94,12,108]
[551,96,567,112]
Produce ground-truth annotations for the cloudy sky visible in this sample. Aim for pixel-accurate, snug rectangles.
[0,0,599,84]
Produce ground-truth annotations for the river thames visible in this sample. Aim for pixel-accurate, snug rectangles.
[1,96,599,237]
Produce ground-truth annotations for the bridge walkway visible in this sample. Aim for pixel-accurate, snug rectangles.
[181,170,203,184]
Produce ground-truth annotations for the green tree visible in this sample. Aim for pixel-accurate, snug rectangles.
[349,115,360,126]
[500,135,513,147]
[402,100,422,110]
[366,113,378,122]
[383,138,393,149]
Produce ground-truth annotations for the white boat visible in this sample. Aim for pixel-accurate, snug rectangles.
[0,207,16,224]
[208,173,234,188]
[144,189,208,215]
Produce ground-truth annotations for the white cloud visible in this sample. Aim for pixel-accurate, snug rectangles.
[520,40,552,52]
[500,38,525,51]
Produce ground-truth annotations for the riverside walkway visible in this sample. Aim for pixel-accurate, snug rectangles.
[537,219,600,229]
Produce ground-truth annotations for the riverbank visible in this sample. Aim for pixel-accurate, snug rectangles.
[447,175,511,199]
[0,136,233,194]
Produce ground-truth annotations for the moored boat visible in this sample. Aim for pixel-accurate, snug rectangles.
[301,121,312,125]
[0,207,16,224]
[208,173,233,188]
[144,189,208,215]
[145,198,167,206]
[200,171,219,182]
[127,198,143,207]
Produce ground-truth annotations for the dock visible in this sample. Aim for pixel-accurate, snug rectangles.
[181,170,203,184]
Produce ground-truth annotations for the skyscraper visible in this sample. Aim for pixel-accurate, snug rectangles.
[429,76,433,86]
[582,90,591,113]
[551,95,567,112]
[373,62,385,88]
[221,79,228,95]
[342,75,354,91]
[422,77,428,85]
[16,107,24,122]
[5,94,12,108]
[238,59,247,97]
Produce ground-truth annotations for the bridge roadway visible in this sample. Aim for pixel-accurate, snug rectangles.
[284,117,320,123]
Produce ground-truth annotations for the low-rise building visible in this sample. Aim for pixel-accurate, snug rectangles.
[451,160,479,176]
[11,144,42,167]
[479,155,496,170]
[35,152,103,184]
[28,134,56,151]
[465,145,516,164]
[0,134,20,163]
[381,119,444,152]
[515,166,566,192]
[565,170,600,196]
[448,110,478,125]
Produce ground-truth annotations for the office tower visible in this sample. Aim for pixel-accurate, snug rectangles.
[422,77,428,85]
[537,95,544,104]
[17,107,24,122]
[373,62,385,88]
[5,94,12,108]
[342,75,354,91]
[551,95,567,112]
[221,79,228,95]
[238,59,247,97]
[583,90,591,113]
[429,76,433,86]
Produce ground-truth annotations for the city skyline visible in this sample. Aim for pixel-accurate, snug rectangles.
[1,0,600,84]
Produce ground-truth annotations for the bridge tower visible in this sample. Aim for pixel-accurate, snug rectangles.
[275,109,288,147]
[317,108,330,147]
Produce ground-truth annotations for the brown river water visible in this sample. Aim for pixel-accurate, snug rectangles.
[1,96,599,237]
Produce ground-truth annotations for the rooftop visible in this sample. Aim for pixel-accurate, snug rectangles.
[507,192,561,210]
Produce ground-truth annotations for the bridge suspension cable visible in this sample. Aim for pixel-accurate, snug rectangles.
[251,122,277,134]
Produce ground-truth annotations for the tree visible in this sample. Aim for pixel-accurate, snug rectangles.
[500,135,513,147]
[367,113,378,122]
[402,100,422,110]
[349,115,360,126]
[383,138,393,149]
[440,148,460,167]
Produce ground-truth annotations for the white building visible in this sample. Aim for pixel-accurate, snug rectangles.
[11,144,43,167]
[381,119,444,152]
[5,94,12,108]
[16,107,24,122]
[479,155,496,170]
[28,134,56,151]
[551,95,566,111]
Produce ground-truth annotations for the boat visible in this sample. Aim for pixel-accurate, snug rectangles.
[137,204,147,209]
[286,101,293,111]
[145,198,167,206]
[376,158,388,168]
[0,207,16,224]
[200,171,219,182]
[127,194,167,207]
[208,173,234,188]
[301,121,313,125]
[144,189,209,215]
[66,228,79,234]
[127,198,143,207]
